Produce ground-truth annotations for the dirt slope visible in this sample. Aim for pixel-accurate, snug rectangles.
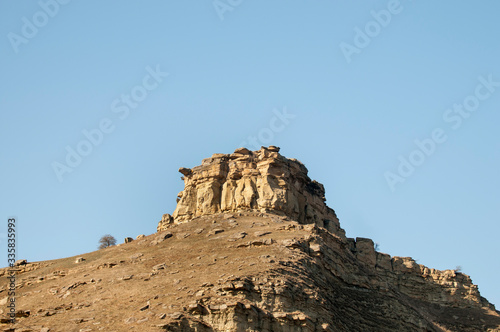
[1,212,499,331]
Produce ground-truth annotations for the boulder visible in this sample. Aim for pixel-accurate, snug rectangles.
[14,259,27,266]
[179,167,192,176]
[157,214,174,232]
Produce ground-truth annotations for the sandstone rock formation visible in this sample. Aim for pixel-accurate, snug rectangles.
[158,146,344,237]
[1,147,497,331]
[152,146,500,331]
[4,212,498,331]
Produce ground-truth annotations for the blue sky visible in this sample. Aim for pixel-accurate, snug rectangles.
[1,1,499,307]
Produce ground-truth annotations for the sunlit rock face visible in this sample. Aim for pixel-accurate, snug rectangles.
[150,147,499,331]
[162,146,344,238]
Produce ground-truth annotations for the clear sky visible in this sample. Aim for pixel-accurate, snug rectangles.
[1,1,499,307]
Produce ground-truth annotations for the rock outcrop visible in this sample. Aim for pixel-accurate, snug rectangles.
[158,146,344,237]
[151,147,500,331]
[1,212,499,331]
[1,147,498,331]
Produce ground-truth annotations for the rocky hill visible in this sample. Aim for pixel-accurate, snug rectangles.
[1,147,499,331]
[158,146,342,237]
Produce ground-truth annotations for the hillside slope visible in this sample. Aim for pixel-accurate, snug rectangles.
[2,213,499,331]
[2,146,498,331]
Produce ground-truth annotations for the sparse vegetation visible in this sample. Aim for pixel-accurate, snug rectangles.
[455,265,463,273]
[98,234,116,249]
[374,243,380,251]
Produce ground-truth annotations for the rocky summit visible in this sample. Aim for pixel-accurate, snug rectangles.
[158,146,342,237]
[1,147,499,331]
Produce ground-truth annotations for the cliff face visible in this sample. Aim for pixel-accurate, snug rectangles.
[152,146,500,331]
[2,147,498,331]
[3,213,499,332]
[158,146,343,237]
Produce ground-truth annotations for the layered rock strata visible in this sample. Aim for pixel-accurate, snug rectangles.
[150,146,500,331]
[154,213,500,331]
[158,146,344,237]
[1,214,498,331]
[1,146,498,331]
